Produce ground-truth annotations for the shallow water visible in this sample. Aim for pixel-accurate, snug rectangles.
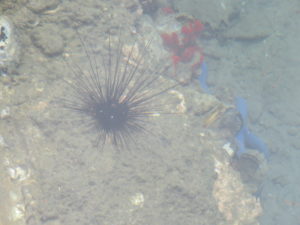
[1,0,300,225]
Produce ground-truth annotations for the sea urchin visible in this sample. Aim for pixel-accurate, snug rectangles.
[63,33,175,148]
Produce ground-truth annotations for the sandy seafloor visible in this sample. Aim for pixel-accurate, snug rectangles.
[0,0,300,225]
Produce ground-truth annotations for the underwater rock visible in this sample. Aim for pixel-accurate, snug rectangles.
[26,0,60,13]
[31,24,64,57]
[0,156,35,225]
[173,0,242,30]
[213,144,262,224]
[231,149,268,196]
[0,16,20,76]
[222,12,271,43]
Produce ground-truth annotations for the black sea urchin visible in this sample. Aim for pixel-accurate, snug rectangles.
[63,34,175,148]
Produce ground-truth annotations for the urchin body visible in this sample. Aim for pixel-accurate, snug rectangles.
[95,99,129,131]
[63,35,173,148]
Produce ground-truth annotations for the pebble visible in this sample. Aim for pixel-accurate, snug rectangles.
[0,134,6,147]
[0,106,10,119]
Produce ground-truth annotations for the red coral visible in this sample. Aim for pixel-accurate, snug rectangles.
[160,32,180,51]
[181,19,204,44]
[181,46,198,62]
[172,55,181,67]
[160,19,204,75]
[181,20,204,35]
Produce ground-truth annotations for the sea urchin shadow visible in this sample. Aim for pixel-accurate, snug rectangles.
[61,32,177,150]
